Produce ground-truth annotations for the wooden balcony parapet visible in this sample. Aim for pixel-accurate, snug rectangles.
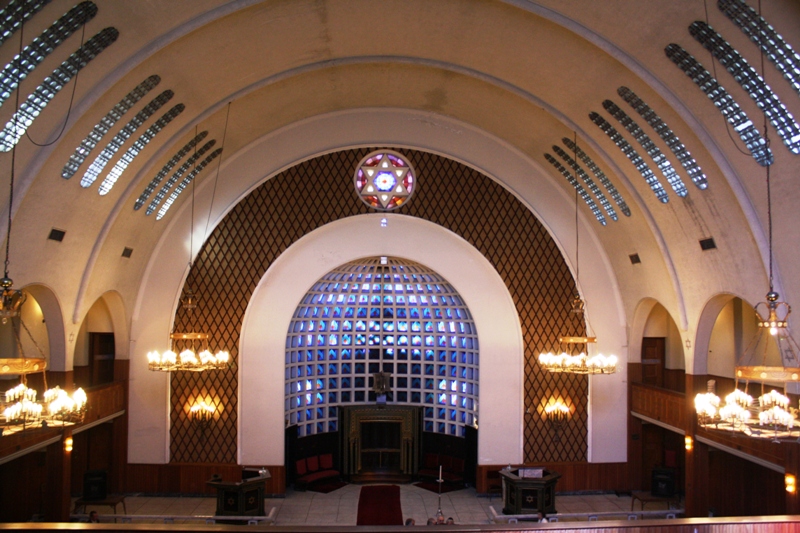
[631,382,686,432]
[0,380,125,462]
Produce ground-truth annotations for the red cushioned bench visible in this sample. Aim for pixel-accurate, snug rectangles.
[418,453,465,484]
[295,453,340,491]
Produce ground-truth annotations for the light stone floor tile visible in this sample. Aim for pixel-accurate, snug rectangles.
[74,486,649,525]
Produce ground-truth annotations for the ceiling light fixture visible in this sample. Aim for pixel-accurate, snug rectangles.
[1,6,87,435]
[695,9,800,440]
[149,110,232,372]
[538,134,617,375]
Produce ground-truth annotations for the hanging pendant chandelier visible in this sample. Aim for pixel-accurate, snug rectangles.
[148,117,232,373]
[538,135,617,375]
[695,110,800,440]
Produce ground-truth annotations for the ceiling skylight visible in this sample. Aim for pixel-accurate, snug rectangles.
[155,148,223,220]
[134,131,209,210]
[0,27,119,152]
[98,104,186,195]
[718,0,800,98]
[0,1,97,109]
[590,112,669,203]
[561,137,631,217]
[145,139,217,215]
[80,90,174,188]
[603,100,688,197]
[665,43,772,166]
[63,75,161,179]
[0,0,53,48]
[551,145,618,221]
[689,21,800,155]
[617,87,708,190]
[544,153,606,225]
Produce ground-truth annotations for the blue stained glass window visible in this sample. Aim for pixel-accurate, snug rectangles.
[285,257,478,437]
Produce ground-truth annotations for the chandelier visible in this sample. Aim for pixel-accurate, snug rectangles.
[538,136,617,375]
[2,383,87,436]
[148,118,232,373]
[694,117,800,441]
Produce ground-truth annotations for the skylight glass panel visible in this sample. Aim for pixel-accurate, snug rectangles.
[98,104,185,195]
[80,89,174,187]
[155,148,223,220]
[551,145,618,221]
[544,153,606,225]
[134,131,208,210]
[0,27,119,152]
[145,139,217,215]
[63,75,160,179]
[561,137,631,217]
[590,112,669,203]
[286,257,479,437]
[718,0,800,98]
[0,0,53,48]
[603,100,688,197]
[665,43,772,166]
[689,21,800,155]
[0,1,97,110]
[617,87,708,190]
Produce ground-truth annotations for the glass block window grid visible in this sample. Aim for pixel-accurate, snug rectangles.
[156,147,223,220]
[589,111,670,203]
[171,148,587,464]
[98,103,186,195]
[134,130,208,210]
[561,137,632,217]
[617,87,708,190]
[688,21,800,155]
[0,27,119,152]
[80,89,174,187]
[544,153,606,225]
[146,139,217,215]
[285,257,479,438]
[0,0,53,48]
[602,100,688,197]
[0,1,97,110]
[718,0,800,98]
[63,75,161,180]
[664,43,772,166]
[551,145,618,221]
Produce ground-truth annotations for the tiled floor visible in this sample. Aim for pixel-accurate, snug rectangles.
[77,486,676,526]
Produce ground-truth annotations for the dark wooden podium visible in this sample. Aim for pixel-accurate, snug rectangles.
[207,470,270,517]
[499,467,561,515]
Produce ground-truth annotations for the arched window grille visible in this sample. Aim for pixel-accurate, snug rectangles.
[285,257,480,438]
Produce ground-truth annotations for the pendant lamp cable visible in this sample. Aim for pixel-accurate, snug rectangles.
[203,102,232,241]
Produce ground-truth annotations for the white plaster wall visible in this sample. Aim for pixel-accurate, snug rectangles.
[239,214,523,466]
[128,108,628,464]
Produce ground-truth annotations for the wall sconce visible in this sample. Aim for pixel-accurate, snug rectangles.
[189,400,216,433]
[544,399,570,441]
[786,474,796,493]
[684,435,693,451]
[64,436,73,452]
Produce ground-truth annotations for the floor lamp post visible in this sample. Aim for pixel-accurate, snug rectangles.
[436,465,444,522]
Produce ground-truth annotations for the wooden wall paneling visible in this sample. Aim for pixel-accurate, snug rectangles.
[708,446,785,517]
[124,464,287,495]
[631,383,686,431]
[628,363,644,491]
[474,462,628,494]
[784,444,800,514]
[0,449,48,522]
[663,369,686,393]
[44,431,72,522]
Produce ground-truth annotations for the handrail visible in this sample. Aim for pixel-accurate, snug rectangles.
[489,505,682,523]
[70,507,277,526]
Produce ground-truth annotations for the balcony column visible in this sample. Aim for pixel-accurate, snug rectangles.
[44,428,73,522]
[683,373,709,517]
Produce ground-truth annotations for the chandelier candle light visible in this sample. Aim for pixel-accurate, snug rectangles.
[538,135,617,375]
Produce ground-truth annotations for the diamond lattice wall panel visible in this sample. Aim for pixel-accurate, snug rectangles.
[170,148,587,464]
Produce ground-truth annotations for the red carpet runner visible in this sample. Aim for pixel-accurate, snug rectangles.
[356,485,403,525]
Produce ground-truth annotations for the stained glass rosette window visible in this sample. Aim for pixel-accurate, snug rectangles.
[354,150,416,210]
[285,257,479,438]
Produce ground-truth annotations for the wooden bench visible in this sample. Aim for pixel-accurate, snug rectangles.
[295,453,340,491]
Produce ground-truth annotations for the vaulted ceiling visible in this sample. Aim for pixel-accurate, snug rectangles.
[3,0,799,353]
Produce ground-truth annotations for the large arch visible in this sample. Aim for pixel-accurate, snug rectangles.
[22,284,67,372]
[239,214,523,466]
[129,108,628,464]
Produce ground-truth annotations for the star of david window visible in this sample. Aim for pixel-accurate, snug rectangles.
[354,150,416,210]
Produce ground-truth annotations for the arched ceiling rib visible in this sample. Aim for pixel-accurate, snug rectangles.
[0,0,797,335]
